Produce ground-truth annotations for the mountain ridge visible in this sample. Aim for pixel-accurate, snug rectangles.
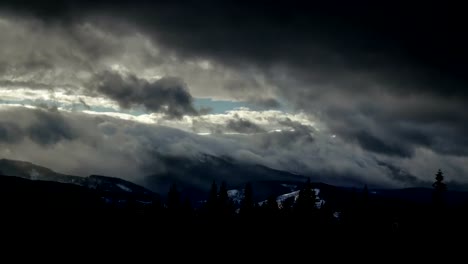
[2,157,468,208]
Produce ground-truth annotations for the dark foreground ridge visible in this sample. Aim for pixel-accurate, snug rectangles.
[1,168,468,247]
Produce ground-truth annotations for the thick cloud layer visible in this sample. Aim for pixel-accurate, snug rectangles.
[1,106,467,189]
[1,1,467,187]
[0,106,407,188]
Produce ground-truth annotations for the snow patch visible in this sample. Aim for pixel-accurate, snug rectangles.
[116,183,133,192]
[228,189,243,204]
[276,188,326,209]
[276,190,300,203]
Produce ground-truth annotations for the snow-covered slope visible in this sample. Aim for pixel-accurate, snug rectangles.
[227,189,243,204]
[0,159,157,199]
[276,188,325,208]
[229,187,326,209]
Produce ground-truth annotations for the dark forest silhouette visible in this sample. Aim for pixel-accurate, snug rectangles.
[133,169,462,235]
[155,169,467,237]
[1,168,468,240]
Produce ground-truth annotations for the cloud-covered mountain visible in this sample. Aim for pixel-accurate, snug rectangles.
[142,153,308,199]
[0,158,85,184]
[0,1,467,189]
[5,155,468,213]
[0,158,157,200]
[1,106,466,190]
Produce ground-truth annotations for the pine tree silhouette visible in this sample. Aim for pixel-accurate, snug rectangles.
[148,197,163,218]
[205,180,218,215]
[218,181,232,217]
[432,169,447,209]
[266,194,279,211]
[360,184,371,232]
[240,182,254,217]
[430,169,448,235]
[219,181,228,204]
[433,169,447,191]
[167,183,181,215]
[281,196,295,215]
[295,178,317,217]
[362,184,369,204]
[262,194,279,219]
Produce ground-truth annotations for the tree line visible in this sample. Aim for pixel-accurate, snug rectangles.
[107,169,468,237]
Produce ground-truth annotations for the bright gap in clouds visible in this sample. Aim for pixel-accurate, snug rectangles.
[0,89,319,136]
[0,83,307,135]
[0,86,284,115]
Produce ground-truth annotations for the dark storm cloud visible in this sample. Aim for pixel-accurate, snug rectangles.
[3,1,465,148]
[3,1,467,96]
[226,118,265,134]
[2,0,468,163]
[5,1,465,78]
[90,70,198,119]
[323,97,468,157]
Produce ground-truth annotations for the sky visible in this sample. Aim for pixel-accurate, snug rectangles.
[0,1,467,189]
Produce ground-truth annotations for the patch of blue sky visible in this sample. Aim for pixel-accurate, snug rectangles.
[0,97,292,116]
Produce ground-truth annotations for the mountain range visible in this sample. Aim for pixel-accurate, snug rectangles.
[2,157,468,209]
[0,158,159,204]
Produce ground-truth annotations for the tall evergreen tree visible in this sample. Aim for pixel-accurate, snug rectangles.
[433,169,447,191]
[219,181,229,201]
[432,169,447,209]
[263,194,279,218]
[281,196,295,215]
[167,183,181,214]
[361,184,370,212]
[266,195,279,211]
[182,196,193,218]
[206,180,218,215]
[218,181,231,217]
[148,197,163,218]
[240,182,254,217]
[294,178,316,217]
[362,184,369,203]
